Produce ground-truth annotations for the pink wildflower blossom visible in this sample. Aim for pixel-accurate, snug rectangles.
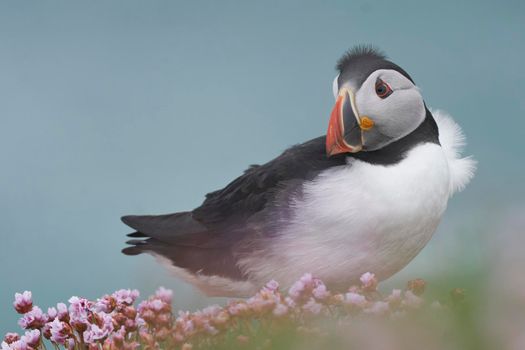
[20,330,39,349]
[149,299,165,312]
[83,312,114,344]
[2,334,19,345]
[1,340,26,350]
[302,298,323,315]
[386,289,403,307]
[13,292,32,314]
[360,272,378,291]
[56,303,69,322]
[112,289,139,306]
[263,280,279,292]
[46,307,57,321]
[18,306,46,329]
[155,287,173,304]
[49,319,72,345]
[68,296,91,323]
[95,295,116,313]
[288,279,306,300]
[300,273,314,285]
[227,302,250,316]
[312,282,330,300]
[246,293,275,313]
[176,311,195,335]
[344,292,367,308]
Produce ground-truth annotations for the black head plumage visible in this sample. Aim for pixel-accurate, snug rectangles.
[336,45,415,88]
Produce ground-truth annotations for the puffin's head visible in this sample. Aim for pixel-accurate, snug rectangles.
[326,46,426,156]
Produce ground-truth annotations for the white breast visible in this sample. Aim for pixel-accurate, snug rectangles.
[241,142,451,289]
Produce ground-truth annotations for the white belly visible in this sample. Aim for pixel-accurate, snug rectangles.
[241,143,451,290]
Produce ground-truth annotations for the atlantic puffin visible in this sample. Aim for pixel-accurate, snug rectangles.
[122,46,476,296]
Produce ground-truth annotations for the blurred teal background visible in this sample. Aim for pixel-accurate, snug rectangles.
[1,0,523,334]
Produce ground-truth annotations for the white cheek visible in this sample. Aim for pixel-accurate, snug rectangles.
[357,88,425,138]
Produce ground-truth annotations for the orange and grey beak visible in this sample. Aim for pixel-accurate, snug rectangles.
[326,88,374,157]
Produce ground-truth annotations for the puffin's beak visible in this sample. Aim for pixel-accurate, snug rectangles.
[326,88,374,157]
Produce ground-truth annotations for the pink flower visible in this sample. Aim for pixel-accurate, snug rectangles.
[112,289,139,306]
[246,293,275,313]
[387,289,402,301]
[83,312,114,344]
[360,272,378,291]
[288,274,330,304]
[312,282,330,301]
[3,334,19,345]
[68,297,91,326]
[13,292,32,314]
[200,305,221,317]
[18,306,46,329]
[155,287,173,304]
[1,340,27,350]
[20,330,40,349]
[94,295,116,313]
[288,280,306,300]
[56,303,69,322]
[344,292,367,308]
[149,299,165,312]
[46,307,57,321]
[227,302,249,316]
[135,316,147,331]
[289,273,318,300]
[386,289,402,307]
[302,298,322,315]
[263,280,279,292]
[300,273,314,285]
[49,319,71,345]
[108,327,126,348]
[176,311,195,335]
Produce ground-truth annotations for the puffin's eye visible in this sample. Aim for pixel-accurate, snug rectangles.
[375,79,393,99]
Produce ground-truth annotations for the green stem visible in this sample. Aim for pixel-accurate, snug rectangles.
[39,335,48,350]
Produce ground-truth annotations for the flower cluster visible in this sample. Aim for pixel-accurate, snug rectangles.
[3,273,449,350]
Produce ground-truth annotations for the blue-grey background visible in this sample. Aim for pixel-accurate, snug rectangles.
[1,0,523,333]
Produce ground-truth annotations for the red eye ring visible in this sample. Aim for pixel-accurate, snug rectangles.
[375,79,393,99]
